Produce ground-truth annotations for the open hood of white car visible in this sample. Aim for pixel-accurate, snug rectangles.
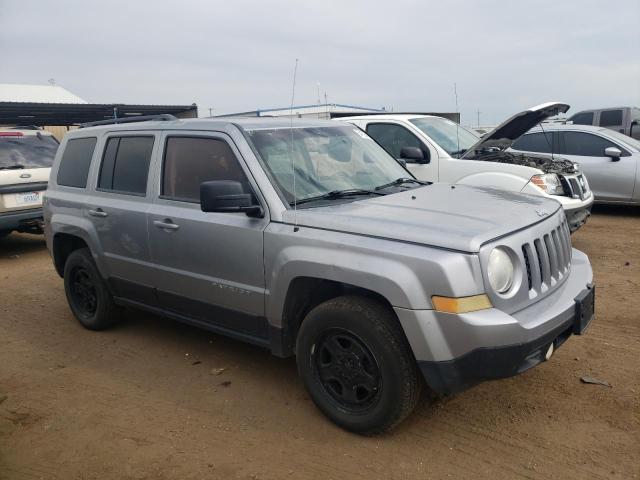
[461,102,570,159]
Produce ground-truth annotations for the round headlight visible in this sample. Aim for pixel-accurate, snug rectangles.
[487,247,514,293]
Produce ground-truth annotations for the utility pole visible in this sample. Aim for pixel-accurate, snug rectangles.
[208,107,214,117]
[476,108,481,127]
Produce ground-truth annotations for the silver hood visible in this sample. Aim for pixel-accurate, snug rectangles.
[461,102,570,159]
[282,184,561,253]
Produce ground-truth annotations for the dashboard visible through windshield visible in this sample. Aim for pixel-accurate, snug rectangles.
[246,126,416,206]
[410,117,480,157]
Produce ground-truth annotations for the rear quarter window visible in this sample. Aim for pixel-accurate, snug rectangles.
[56,137,98,188]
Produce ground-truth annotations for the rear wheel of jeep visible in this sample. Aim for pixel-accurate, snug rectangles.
[296,296,422,434]
[63,248,121,330]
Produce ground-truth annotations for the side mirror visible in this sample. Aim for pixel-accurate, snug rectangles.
[604,146,622,161]
[397,158,407,168]
[400,146,430,164]
[200,180,263,217]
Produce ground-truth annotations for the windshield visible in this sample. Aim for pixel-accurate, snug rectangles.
[246,126,411,205]
[602,129,640,151]
[409,117,480,157]
[0,133,59,168]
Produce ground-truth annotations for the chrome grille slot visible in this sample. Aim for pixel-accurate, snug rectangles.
[522,245,533,291]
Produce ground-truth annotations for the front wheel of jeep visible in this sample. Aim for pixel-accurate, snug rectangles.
[296,296,422,434]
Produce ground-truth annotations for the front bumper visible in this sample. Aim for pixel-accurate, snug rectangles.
[564,202,592,232]
[395,249,594,395]
[0,208,44,233]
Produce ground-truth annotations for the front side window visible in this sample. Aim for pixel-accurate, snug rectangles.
[569,112,594,125]
[98,136,154,195]
[409,117,479,157]
[511,132,555,153]
[0,133,59,169]
[560,132,619,157]
[56,137,97,188]
[599,110,623,127]
[162,137,248,203]
[366,123,425,160]
[246,126,410,205]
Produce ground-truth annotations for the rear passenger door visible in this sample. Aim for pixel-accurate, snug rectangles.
[86,132,159,304]
[147,131,269,340]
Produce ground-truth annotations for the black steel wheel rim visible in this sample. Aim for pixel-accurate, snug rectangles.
[313,328,382,411]
[70,267,98,317]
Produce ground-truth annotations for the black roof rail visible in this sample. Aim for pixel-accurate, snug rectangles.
[79,114,178,128]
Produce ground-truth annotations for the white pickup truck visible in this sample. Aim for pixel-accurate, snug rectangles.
[342,103,593,232]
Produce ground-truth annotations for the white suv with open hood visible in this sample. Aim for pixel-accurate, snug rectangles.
[342,103,593,232]
[0,127,58,237]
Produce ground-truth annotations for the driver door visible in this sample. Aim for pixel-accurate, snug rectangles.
[147,131,269,339]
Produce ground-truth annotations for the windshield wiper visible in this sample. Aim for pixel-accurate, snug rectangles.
[0,164,26,170]
[374,177,428,191]
[450,149,467,157]
[293,188,385,206]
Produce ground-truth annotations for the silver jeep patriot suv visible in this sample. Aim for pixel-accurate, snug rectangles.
[44,115,595,434]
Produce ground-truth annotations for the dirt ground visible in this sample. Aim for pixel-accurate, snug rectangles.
[1,206,639,480]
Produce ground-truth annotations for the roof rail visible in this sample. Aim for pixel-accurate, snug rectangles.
[79,114,178,128]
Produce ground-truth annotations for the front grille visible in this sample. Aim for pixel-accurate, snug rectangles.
[521,218,572,295]
[561,173,589,200]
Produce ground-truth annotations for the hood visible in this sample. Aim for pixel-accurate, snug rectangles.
[462,102,570,159]
[282,184,561,253]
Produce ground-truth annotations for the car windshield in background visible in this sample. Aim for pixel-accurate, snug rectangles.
[246,126,412,205]
[0,134,59,169]
[410,117,480,157]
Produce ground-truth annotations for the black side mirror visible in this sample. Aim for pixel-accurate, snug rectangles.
[200,180,263,217]
[400,146,430,164]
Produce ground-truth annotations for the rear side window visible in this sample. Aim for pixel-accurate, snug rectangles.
[560,132,620,157]
[162,136,248,203]
[599,110,623,127]
[569,112,594,125]
[56,137,97,188]
[98,136,154,195]
[511,132,555,153]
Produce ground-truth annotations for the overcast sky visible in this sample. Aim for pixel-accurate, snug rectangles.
[1,0,639,125]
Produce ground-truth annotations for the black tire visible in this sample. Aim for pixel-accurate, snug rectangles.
[296,295,422,434]
[63,248,121,330]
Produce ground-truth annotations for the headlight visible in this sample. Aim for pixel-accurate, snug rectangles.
[487,247,514,293]
[530,173,565,195]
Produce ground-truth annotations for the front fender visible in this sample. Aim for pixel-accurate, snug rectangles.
[263,223,485,327]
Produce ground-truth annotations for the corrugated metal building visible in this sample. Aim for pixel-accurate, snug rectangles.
[0,83,198,139]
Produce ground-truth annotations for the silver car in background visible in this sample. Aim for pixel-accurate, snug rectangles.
[512,125,640,205]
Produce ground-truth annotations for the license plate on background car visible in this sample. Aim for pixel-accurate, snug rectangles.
[15,191,42,206]
[574,285,595,334]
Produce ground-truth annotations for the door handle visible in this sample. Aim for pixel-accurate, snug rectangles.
[88,208,108,218]
[153,219,180,230]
